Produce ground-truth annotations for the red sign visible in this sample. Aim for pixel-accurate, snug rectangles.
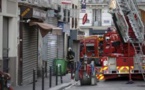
[61,0,72,4]
[82,13,87,25]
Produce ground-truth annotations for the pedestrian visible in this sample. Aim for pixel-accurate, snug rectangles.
[67,47,75,79]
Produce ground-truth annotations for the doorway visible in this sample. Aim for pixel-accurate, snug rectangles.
[3,17,9,73]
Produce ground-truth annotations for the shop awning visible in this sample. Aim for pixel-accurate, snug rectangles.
[29,22,62,37]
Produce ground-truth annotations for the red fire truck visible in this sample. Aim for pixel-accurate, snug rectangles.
[99,0,145,81]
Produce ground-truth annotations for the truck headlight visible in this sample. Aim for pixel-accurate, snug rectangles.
[103,61,108,66]
[84,55,87,60]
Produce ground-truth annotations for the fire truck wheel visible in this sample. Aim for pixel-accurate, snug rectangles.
[80,72,91,85]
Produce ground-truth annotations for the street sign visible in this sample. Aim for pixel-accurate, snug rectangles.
[81,0,86,9]
[82,13,87,24]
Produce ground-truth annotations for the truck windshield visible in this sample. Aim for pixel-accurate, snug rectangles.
[86,46,94,52]
[86,44,95,52]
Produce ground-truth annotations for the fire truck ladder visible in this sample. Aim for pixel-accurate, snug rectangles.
[115,0,145,80]
[124,0,145,81]
[131,42,145,81]
[119,0,144,42]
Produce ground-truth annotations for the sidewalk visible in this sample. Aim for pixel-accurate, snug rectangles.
[14,74,71,90]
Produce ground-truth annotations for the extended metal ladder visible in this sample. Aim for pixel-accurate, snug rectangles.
[112,0,145,81]
[121,0,145,81]
[131,42,145,81]
[119,0,144,42]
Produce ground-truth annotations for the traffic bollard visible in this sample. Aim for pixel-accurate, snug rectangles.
[49,66,52,88]
[33,69,35,90]
[42,67,44,90]
[56,65,58,85]
[45,62,48,78]
[60,65,63,84]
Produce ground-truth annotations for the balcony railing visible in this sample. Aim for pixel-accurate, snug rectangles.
[85,0,109,4]
[84,0,145,5]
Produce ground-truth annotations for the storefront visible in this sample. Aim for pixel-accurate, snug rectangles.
[18,5,60,85]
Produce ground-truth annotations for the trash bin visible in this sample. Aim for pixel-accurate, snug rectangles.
[53,59,67,76]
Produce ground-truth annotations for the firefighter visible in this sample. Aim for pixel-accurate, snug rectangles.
[67,47,75,79]
[0,71,13,90]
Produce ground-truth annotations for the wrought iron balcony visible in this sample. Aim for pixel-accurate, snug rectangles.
[85,0,109,5]
[84,0,145,6]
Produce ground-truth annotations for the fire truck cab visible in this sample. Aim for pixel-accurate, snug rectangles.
[80,35,102,66]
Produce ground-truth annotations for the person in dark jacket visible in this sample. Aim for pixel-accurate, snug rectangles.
[67,47,75,79]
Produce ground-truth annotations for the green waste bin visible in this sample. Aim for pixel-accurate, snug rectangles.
[53,59,67,76]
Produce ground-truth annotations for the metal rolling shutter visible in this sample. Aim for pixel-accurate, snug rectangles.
[46,17,58,70]
[47,34,57,72]
[57,35,64,59]
[22,23,38,85]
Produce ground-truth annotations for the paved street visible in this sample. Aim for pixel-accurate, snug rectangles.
[66,80,145,90]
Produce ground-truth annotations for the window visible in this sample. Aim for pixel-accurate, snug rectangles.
[63,9,66,22]
[93,9,101,26]
[68,10,70,22]
[0,0,1,12]
[75,18,77,28]
[71,17,74,28]
[86,46,94,52]
[104,20,110,23]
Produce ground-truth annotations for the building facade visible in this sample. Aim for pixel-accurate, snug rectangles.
[78,0,145,36]
[56,0,80,59]
[0,0,18,86]
[18,0,66,85]
[78,0,112,36]
[0,0,79,86]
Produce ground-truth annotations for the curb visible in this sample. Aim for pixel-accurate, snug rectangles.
[58,83,72,90]
[49,81,75,90]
